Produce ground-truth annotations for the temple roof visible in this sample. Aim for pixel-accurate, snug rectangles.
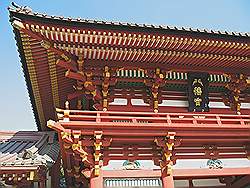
[0,131,59,170]
[8,5,250,130]
[8,5,250,38]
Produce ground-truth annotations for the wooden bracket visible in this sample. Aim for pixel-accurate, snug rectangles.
[144,68,166,112]
[93,131,103,176]
[155,132,176,176]
[223,73,248,113]
[102,66,111,111]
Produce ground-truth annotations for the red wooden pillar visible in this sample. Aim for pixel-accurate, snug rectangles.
[90,169,103,188]
[50,154,60,188]
[162,173,174,188]
[38,180,46,188]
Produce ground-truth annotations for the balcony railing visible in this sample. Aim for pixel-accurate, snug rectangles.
[56,109,250,127]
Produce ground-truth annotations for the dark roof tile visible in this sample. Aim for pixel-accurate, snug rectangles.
[8,5,249,37]
[0,131,59,169]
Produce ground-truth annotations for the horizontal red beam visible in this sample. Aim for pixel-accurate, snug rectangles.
[103,154,247,161]
[108,105,250,114]
[59,120,250,136]
[57,109,250,129]
[103,149,247,156]
[102,167,250,179]
[57,109,250,117]
[60,125,250,138]
[85,59,250,76]
[56,118,250,134]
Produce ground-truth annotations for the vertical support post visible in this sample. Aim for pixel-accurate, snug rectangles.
[90,169,103,188]
[189,179,194,188]
[33,182,38,188]
[161,172,174,188]
[38,180,46,188]
[155,132,176,188]
[46,171,51,188]
[50,154,60,188]
[37,167,47,188]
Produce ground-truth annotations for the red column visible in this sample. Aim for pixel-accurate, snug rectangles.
[162,173,174,188]
[90,169,103,188]
[50,154,60,188]
[38,180,46,188]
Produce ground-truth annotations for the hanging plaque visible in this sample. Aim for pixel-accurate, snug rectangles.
[187,72,209,112]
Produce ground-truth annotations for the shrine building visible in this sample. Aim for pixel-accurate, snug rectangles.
[1,3,250,188]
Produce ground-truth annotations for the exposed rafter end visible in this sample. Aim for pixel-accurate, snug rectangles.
[11,20,25,30]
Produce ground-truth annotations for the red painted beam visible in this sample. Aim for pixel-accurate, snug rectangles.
[53,110,250,139]
[60,126,250,138]
[84,59,250,75]
[59,120,250,136]
[103,148,246,154]
[102,168,250,179]
[56,109,250,117]
[108,105,250,115]
[102,154,247,161]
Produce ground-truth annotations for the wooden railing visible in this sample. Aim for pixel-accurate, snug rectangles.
[56,108,250,127]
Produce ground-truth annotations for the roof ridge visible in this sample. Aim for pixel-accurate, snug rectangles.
[8,3,249,38]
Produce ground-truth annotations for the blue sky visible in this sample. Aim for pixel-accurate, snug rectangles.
[0,0,249,131]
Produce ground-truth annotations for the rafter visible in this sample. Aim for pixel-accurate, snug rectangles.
[12,20,77,70]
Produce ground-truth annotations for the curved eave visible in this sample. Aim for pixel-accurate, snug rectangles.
[8,7,250,42]
[12,26,42,131]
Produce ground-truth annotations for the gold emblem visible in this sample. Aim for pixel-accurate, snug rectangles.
[193,86,202,96]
